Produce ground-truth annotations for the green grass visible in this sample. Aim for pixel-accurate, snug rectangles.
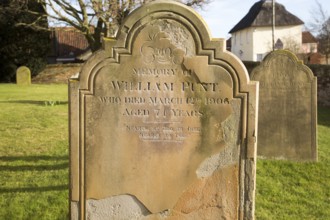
[0,84,69,219]
[0,84,329,219]
[256,107,330,219]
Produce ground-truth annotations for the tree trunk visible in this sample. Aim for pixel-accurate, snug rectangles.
[91,19,104,52]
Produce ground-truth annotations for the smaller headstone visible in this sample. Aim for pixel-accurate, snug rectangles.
[251,50,317,161]
[16,66,31,85]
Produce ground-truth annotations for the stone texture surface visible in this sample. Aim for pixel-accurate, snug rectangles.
[86,195,150,220]
[251,50,317,161]
[83,164,238,220]
[71,202,79,220]
[172,164,239,219]
[16,66,31,85]
[69,1,258,219]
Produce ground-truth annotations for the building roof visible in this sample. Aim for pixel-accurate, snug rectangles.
[302,31,318,43]
[49,27,90,58]
[229,0,304,33]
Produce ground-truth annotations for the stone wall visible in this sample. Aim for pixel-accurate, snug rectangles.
[32,63,82,84]
[308,64,330,106]
[243,61,330,106]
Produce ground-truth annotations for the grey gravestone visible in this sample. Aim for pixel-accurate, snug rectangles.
[16,66,31,85]
[69,1,259,219]
[251,50,317,161]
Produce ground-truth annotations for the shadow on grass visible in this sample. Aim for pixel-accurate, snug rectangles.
[0,163,69,171]
[0,155,68,171]
[0,155,67,162]
[0,155,69,193]
[0,185,68,193]
[0,100,68,106]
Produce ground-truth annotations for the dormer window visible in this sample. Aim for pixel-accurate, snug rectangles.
[275,38,284,50]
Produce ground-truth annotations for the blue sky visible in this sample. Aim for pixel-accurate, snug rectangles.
[198,0,329,39]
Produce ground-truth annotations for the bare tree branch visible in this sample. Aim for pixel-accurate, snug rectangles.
[307,0,330,64]
[14,0,210,52]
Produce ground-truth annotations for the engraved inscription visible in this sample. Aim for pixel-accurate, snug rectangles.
[97,80,230,143]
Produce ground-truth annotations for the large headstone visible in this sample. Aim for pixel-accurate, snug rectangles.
[16,66,31,85]
[251,50,317,161]
[69,1,258,219]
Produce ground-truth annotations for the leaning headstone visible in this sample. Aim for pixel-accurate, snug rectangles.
[251,50,317,161]
[69,1,258,219]
[16,66,31,85]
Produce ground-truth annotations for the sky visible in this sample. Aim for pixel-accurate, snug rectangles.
[197,0,329,39]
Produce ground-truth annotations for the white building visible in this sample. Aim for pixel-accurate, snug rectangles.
[229,0,304,61]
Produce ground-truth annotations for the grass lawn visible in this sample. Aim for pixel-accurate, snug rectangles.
[0,84,69,219]
[0,84,329,219]
[256,106,330,219]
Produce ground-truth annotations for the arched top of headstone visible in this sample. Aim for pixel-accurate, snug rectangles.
[251,50,315,82]
[17,65,30,72]
[79,0,251,94]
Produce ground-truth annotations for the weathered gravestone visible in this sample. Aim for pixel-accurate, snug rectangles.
[251,50,317,161]
[69,1,258,219]
[16,66,31,85]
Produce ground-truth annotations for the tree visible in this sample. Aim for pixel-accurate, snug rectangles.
[308,0,330,64]
[282,36,301,55]
[0,0,50,82]
[18,0,210,52]
[317,18,330,64]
